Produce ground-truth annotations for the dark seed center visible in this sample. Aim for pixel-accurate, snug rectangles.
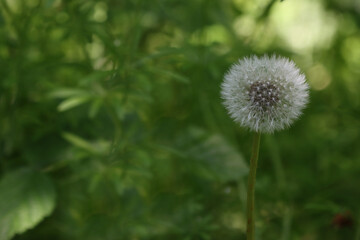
[248,81,280,110]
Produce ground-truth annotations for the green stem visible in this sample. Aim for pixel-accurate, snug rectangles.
[246,132,261,240]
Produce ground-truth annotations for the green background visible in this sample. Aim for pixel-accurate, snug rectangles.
[0,0,360,239]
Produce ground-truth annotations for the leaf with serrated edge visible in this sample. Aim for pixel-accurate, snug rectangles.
[0,169,56,240]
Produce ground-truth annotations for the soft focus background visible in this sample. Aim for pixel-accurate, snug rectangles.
[0,0,360,239]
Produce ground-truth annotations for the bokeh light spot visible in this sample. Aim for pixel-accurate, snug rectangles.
[270,0,337,52]
[233,15,256,38]
[93,2,108,23]
[307,64,331,91]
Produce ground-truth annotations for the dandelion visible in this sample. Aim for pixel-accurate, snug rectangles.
[220,55,309,240]
[221,55,309,133]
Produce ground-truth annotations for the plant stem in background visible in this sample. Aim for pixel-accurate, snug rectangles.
[246,132,261,240]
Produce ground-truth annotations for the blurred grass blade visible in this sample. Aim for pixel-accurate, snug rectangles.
[62,132,95,153]
[57,96,91,112]
[88,98,103,118]
[150,68,189,83]
[79,71,111,86]
[48,88,89,99]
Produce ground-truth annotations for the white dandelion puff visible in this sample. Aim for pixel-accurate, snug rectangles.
[221,55,309,133]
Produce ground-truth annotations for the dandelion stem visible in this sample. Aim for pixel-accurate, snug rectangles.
[246,132,261,240]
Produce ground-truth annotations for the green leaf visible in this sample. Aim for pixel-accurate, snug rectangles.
[151,68,189,83]
[62,132,110,154]
[57,96,91,112]
[79,71,111,86]
[180,129,248,182]
[48,88,89,99]
[189,135,248,182]
[88,98,103,118]
[62,132,94,152]
[0,169,56,240]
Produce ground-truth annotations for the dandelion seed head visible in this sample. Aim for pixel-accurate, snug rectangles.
[221,55,309,133]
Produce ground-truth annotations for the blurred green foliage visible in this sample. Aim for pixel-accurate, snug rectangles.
[0,0,360,239]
